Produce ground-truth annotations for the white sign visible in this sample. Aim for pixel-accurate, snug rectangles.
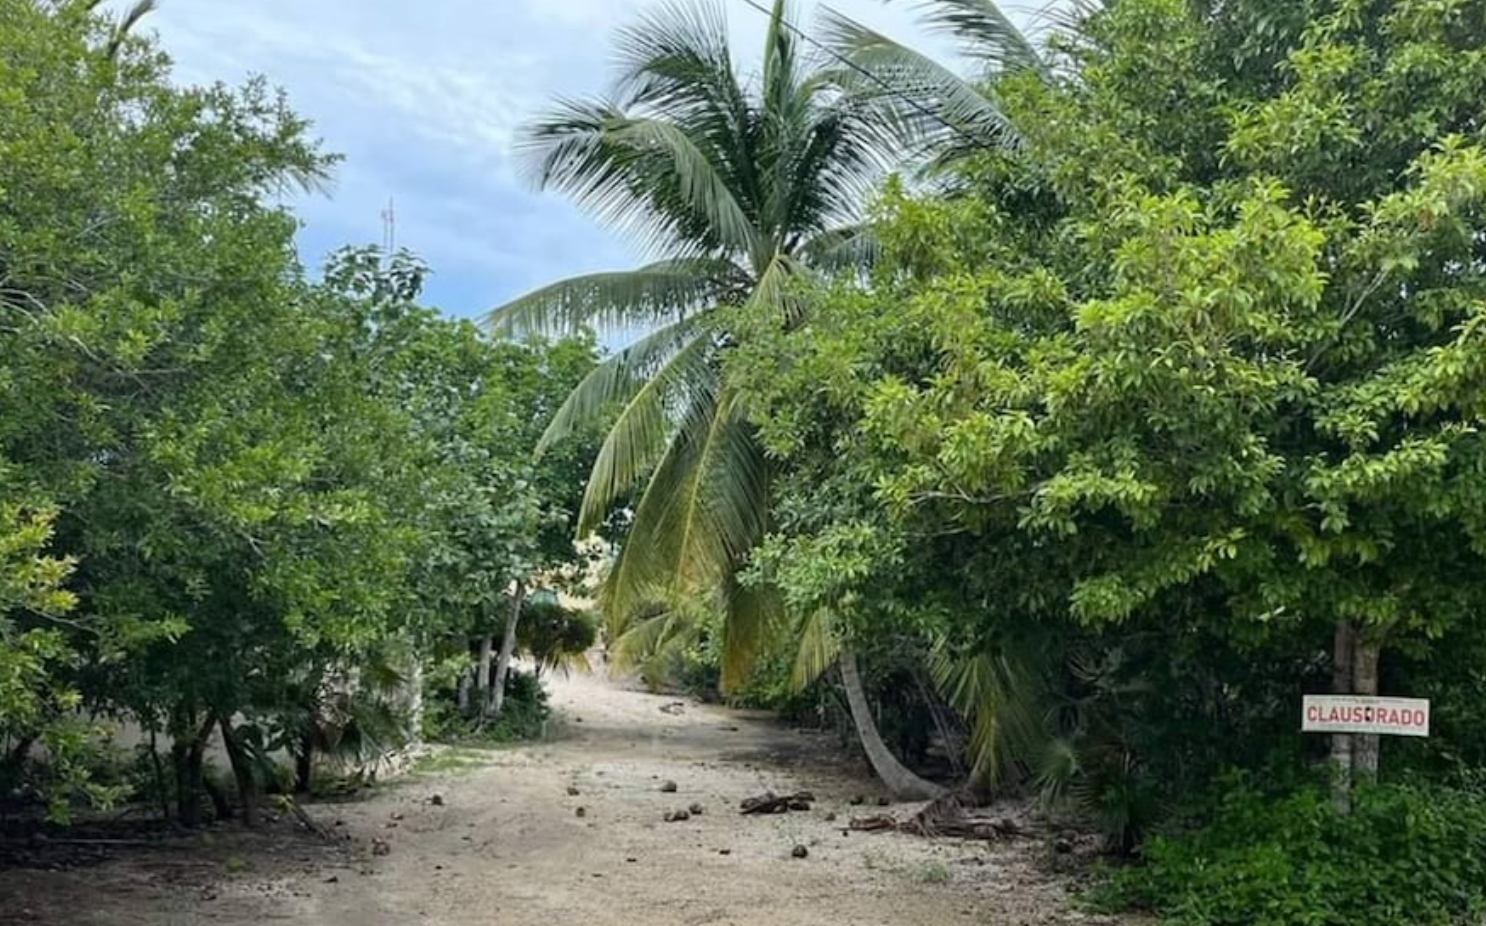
[1302,696,1430,737]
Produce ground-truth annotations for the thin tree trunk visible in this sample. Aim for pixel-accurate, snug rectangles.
[171,742,196,827]
[457,669,472,714]
[406,656,425,746]
[1329,620,1356,811]
[489,580,527,722]
[839,651,946,801]
[1352,637,1382,784]
[218,715,260,827]
[294,725,315,795]
[474,634,495,718]
[170,713,214,827]
[148,728,171,821]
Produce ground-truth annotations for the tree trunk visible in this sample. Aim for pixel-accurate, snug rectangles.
[839,651,946,801]
[170,713,214,827]
[218,715,260,827]
[1329,620,1356,811]
[6,734,36,769]
[203,774,234,822]
[457,669,472,714]
[171,742,197,827]
[1352,637,1382,784]
[294,725,315,795]
[148,728,171,821]
[489,580,526,722]
[474,634,495,718]
[406,656,425,746]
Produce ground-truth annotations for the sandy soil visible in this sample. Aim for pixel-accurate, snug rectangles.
[0,666,1131,926]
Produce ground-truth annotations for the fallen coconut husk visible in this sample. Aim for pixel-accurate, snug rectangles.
[739,790,815,815]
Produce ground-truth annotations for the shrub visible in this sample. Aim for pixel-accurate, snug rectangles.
[426,669,551,745]
[518,602,597,676]
[482,670,550,743]
[1097,776,1486,926]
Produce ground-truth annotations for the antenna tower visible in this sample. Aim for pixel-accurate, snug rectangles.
[380,197,397,256]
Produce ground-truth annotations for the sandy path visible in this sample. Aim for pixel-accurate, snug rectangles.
[1,667,1122,926]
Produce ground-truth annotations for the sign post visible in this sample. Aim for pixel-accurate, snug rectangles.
[1302,695,1430,738]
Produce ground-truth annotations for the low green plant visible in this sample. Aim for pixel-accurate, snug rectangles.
[483,670,551,742]
[430,669,551,746]
[913,861,953,885]
[1096,776,1486,926]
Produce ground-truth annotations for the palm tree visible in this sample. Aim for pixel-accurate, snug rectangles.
[490,0,943,798]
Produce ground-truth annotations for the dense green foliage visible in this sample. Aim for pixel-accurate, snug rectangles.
[718,0,1486,916]
[0,3,596,823]
[1099,778,1486,926]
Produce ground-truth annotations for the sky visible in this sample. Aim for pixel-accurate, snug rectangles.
[125,0,975,321]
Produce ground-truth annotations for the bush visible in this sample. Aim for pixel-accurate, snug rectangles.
[485,670,550,742]
[1097,776,1486,926]
[425,668,551,745]
[519,602,597,676]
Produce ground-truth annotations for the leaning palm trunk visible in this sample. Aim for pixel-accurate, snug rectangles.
[839,651,946,801]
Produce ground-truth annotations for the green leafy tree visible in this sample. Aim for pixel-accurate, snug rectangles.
[0,2,449,823]
[306,248,600,730]
[732,0,1486,821]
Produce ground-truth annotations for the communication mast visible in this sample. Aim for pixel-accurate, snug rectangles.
[380,197,397,257]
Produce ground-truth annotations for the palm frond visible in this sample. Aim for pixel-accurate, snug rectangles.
[518,97,760,259]
[610,0,763,236]
[928,639,1051,783]
[488,258,746,337]
[881,0,1047,75]
[789,605,841,692]
[609,117,763,258]
[1032,735,1081,807]
[576,334,716,534]
[537,316,703,454]
[747,251,800,322]
[797,223,882,273]
[720,578,785,692]
[600,386,768,626]
[608,603,699,675]
[659,386,770,590]
[599,427,703,627]
[820,11,1022,155]
[613,0,744,114]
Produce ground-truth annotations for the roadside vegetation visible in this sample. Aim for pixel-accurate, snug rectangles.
[6,1,1486,923]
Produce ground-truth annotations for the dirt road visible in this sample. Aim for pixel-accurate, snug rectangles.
[1,667,1123,926]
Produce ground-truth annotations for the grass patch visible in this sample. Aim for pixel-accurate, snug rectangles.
[912,861,953,885]
[410,747,492,777]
